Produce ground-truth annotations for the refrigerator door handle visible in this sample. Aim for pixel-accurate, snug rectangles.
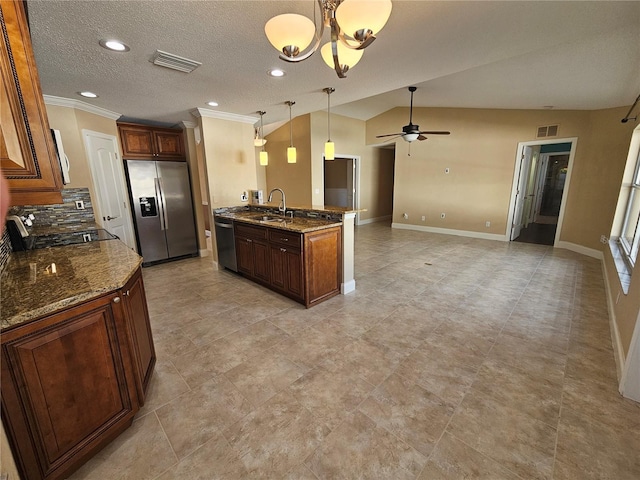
[158,177,169,231]
[155,177,166,231]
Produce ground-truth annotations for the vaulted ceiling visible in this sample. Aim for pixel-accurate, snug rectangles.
[27,1,640,128]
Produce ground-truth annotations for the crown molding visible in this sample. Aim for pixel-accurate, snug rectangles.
[191,108,257,125]
[181,120,197,129]
[43,95,121,120]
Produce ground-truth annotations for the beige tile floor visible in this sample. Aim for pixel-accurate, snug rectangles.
[70,223,640,479]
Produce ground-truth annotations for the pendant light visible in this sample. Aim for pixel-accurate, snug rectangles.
[323,87,335,160]
[285,101,296,163]
[256,111,268,166]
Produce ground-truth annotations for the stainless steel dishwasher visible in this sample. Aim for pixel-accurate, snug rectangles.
[213,216,237,272]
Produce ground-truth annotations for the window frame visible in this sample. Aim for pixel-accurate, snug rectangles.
[619,149,640,268]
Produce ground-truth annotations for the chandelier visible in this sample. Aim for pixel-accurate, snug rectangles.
[264,0,393,78]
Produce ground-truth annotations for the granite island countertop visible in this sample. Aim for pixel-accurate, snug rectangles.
[1,240,142,331]
[215,207,342,233]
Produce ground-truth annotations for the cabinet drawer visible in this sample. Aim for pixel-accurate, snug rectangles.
[235,223,268,240]
[269,229,302,248]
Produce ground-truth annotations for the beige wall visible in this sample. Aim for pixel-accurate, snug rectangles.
[264,115,312,207]
[199,116,258,208]
[366,106,634,248]
[360,147,394,221]
[45,104,119,211]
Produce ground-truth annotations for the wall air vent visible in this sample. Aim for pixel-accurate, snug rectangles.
[150,50,201,73]
[536,124,559,138]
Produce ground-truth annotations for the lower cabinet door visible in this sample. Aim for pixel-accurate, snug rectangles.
[235,236,253,275]
[1,294,138,479]
[270,245,304,301]
[123,268,156,405]
[252,239,270,283]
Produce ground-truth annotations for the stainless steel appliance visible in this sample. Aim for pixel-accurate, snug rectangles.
[214,216,237,271]
[125,160,198,266]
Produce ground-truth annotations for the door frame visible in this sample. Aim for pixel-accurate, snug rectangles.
[506,137,578,245]
[323,154,361,225]
[82,129,136,250]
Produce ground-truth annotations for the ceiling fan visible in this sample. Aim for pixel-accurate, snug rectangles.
[376,86,450,143]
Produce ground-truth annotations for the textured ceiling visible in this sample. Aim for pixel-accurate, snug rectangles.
[27,1,640,128]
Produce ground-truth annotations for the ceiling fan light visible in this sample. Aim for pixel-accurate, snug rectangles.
[265,14,316,57]
[260,150,269,166]
[403,133,419,142]
[287,147,297,163]
[321,42,364,70]
[325,141,335,161]
[335,0,392,40]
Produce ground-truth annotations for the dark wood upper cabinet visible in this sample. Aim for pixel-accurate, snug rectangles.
[1,0,63,205]
[118,123,185,160]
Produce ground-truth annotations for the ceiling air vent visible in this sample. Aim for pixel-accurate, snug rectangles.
[537,124,559,138]
[150,50,201,73]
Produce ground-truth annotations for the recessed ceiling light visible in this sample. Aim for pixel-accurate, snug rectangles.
[207,101,219,107]
[99,39,130,52]
[268,69,285,77]
[78,91,98,98]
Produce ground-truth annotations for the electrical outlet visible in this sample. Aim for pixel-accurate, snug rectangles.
[440,213,446,219]
[403,213,409,219]
[75,200,85,210]
[82,233,92,242]
[486,221,491,228]
[600,235,608,244]
[421,215,426,221]
[240,191,248,202]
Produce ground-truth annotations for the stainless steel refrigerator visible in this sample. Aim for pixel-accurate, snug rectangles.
[125,160,198,266]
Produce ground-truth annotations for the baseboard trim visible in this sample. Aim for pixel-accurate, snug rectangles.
[199,249,210,257]
[602,260,625,383]
[341,279,356,295]
[391,223,507,242]
[358,215,392,225]
[556,241,603,260]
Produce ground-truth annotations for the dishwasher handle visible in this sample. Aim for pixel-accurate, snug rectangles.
[214,222,234,229]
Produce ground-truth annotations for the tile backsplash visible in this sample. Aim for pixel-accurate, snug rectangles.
[1,188,96,272]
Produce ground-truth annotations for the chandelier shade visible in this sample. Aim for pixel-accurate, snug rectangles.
[260,150,269,166]
[335,0,393,41]
[264,14,316,57]
[321,42,363,70]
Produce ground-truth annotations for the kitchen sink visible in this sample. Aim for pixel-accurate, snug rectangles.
[252,215,286,223]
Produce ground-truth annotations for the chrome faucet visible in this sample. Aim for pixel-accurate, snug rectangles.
[268,188,286,215]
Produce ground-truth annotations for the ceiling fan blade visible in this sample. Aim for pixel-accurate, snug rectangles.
[418,131,450,135]
[417,135,428,141]
[383,135,403,142]
[376,133,403,138]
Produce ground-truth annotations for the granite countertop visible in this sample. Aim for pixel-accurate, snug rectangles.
[1,240,142,331]
[216,209,342,233]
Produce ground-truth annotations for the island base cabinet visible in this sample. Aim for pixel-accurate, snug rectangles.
[305,227,341,307]
[122,269,156,405]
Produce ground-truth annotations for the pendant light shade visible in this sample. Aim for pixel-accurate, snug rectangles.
[335,0,393,41]
[260,150,269,166]
[287,147,297,163]
[321,42,363,71]
[324,87,335,161]
[265,14,315,58]
[285,101,297,164]
[324,141,335,161]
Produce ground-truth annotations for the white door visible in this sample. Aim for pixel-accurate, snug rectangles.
[510,145,533,240]
[83,130,136,250]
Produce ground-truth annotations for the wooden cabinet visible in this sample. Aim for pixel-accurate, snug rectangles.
[269,229,304,302]
[234,222,341,307]
[118,123,185,159]
[1,267,155,480]
[1,0,64,205]
[120,268,156,405]
[235,223,270,283]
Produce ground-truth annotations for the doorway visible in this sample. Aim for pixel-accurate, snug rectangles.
[507,138,576,246]
[324,155,359,218]
[82,129,136,250]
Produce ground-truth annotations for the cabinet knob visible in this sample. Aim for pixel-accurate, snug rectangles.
[247,239,253,243]
[281,238,288,242]
[280,248,286,252]
[113,297,121,303]
[125,290,130,296]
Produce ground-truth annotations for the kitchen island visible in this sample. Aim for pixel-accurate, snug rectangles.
[1,240,156,480]
[215,206,344,307]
